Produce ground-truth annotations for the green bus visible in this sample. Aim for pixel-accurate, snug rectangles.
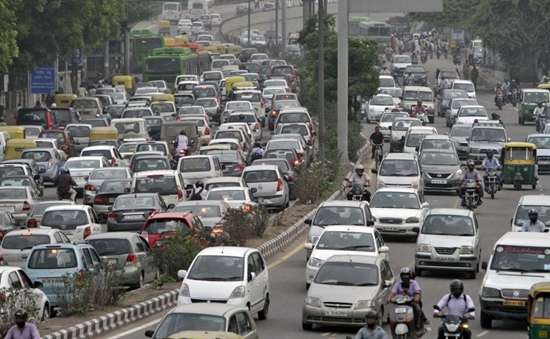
[130,30,164,74]
[143,47,210,88]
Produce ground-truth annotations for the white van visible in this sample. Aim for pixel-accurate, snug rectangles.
[111,118,148,141]
[511,195,550,231]
[479,232,550,329]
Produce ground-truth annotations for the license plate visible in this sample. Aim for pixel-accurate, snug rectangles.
[124,215,143,220]
[540,161,550,165]
[431,179,447,184]
[381,227,399,232]
[395,307,408,314]
[503,299,526,307]
[108,259,117,266]
[438,256,458,262]
[325,310,349,317]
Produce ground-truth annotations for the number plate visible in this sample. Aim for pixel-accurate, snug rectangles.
[395,307,408,314]
[503,299,526,307]
[438,256,458,262]
[431,179,447,184]
[539,161,550,165]
[325,310,349,317]
[108,259,118,266]
[124,215,143,220]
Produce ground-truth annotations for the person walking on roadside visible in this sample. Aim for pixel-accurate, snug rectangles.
[470,65,479,89]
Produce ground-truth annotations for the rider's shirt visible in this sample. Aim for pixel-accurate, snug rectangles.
[482,158,500,170]
[520,220,546,232]
[354,326,389,339]
[435,293,475,318]
[346,173,370,188]
[463,170,481,182]
[4,323,41,339]
[391,280,421,297]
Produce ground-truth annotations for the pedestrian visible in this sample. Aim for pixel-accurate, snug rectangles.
[470,65,479,89]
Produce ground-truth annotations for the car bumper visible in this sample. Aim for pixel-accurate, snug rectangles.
[415,253,478,271]
[117,266,142,286]
[480,298,527,320]
[537,160,550,173]
[423,178,462,192]
[41,167,59,183]
[367,112,383,121]
[257,195,286,207]
[302,305,369,327]
[375,223,419,236]
[200,135,211,146]
[107,221,145,232]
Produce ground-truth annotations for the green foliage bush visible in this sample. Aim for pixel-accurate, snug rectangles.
[152,231,201,280]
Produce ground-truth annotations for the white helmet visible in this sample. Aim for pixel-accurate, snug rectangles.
[355,164,365,171]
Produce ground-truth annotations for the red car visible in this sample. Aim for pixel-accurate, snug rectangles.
[141,212,205,248]
[39,129,75,157]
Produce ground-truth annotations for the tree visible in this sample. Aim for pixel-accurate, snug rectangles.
[0,0,19,72]
[409,0,480,30]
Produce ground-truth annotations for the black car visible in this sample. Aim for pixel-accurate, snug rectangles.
[403,65,428,86]
[92,179,132,223]
[107,193,172,232]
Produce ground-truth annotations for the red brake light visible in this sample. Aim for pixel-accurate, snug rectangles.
[108,212,118,220]
[84,184,96,191]
[204,127,210,135]
[27,218,38,228]
[126,253,137,263]
[22,201,31,211]
[293,159,300,167]
[83,226,91,239]
[276,178,283,192]
[177,189,184,200]
[94,195,107,205]
[242,204,252,213]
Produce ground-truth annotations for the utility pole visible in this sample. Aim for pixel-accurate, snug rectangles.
[247,0,252,47]
[337,0,349,163]
[104,41,110,80]
[281,0,287,56]
[317,0,325,160]
[275,0,279,52]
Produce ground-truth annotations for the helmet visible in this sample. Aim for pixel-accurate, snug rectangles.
[487,151,494,158]
[450,279,464,298]
[14,309,27,321]
[528,209,538,217]
[400,267,412,282]
[355,164,365,171]
[365,309,379,321]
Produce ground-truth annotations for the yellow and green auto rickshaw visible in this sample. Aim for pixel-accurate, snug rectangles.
[501,142,538,190]
[5,139,37,160]
[54,93,77,108]
[112,75,135,94]
[528,282,550,339]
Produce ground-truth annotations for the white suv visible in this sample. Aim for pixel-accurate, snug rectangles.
[177,247,271,320]
[377,153,424,195]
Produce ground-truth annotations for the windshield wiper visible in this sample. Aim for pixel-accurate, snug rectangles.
[356,282,378,286]
[339,245,374,250]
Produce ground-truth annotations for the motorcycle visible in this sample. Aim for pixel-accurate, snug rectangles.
[462,179,480,210]
[344,179,369,201]
[509,88,519,107]
[484,169,500,199]
[389,295,418,339]
[421,51,428,64]
[435,313,473,338]
[57,186,77,202]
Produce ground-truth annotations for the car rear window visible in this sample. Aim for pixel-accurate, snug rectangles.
[17,110,46,125]
[180,158,211,172]
[41,210,88,230]
[21,151,52,162]
[81,150,112,159]
[87,238,132,256]
[243,170,278,183]
[0,188,27,200]
[135,176,177,195]
[278,112,309,124]
[0,167,25,177]
[28,248,77,269]
[114,196,156,210]
[145,219,191,235]
[66,159,101,169]
[90,169,128,180]
[134,158,170,172]
[2,234,50,250]
[207,190,245,201]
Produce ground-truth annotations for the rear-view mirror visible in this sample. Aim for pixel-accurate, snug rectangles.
[250,187,258,194]
[482,261,488,270]
[304,218,312,225]
[145,330,154,337]
[371,168,378,174]
[248,271,256,281]
[177,269,187,280]
[167,203,175,210]
[379,246,389,253]
[412,227,420,233]
[33,281,43,289]
[304,243,313,250]
[367,220,374,226]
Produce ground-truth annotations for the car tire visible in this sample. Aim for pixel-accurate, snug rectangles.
[41,303,50,321]
[302,321,313,331]
[258,294,269,320]
[480,311,492,329]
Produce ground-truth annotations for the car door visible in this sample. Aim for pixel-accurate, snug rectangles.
[17,269,44,316]
[88,247,105,280]
[136,236,156,282]
[374,231,388,260]
[236,310,257,339]
[88,207,106,233]
[245,253,261,312]
[251,252,268,311]
[378,260,394,307]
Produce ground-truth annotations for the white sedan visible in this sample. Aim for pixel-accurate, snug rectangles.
[370,187,429,237]
[365,94,396,123]
[206,187,257,211]
[0,266,51,320]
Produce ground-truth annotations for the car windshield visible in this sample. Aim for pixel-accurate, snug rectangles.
[528,137,550,149]
[379,78,395,87]
[313,207,364,226]
[314,262,379,286]
[66,126,91,137]
[379,88,402,97]
[215,130,242,141]
[0,188,27,200]
[316,231,375,251]
[454,82,475,92]
[227,102,252,111]
[379,159,419,176]
[268,140,298,150]
[203,72,221,80]
[371,96,394,106]
[470,128,506,142]
[2,234,50,250]
[174,204,222,217]
[135,176,177,195]
[21,151,51,162]
[136,144,167,154]
[208,151,239,164]
[406,133,429,147]
[421,152,458,166]
[381,113,407,123]
[371,192,420,209]
[66,159,100,169]
[278,112,309,124]
[73,99,98,109]
[188,255,244,281]
[422,215,474,236]
[403,90,433,101]
[145,219,190,235]
[0,177,32,188]
[81,150,112,159]
[450,125,472,138]
[87,238,132,256]
[406,66,425,73]
[154,313,226,338]
[28,248,77,269]
[180,158,211,172]
[207,190,245,201]
[41,210,88,229]
[524,92,549,103]
[113,122,142,135]
[421,139,452,151]
[114,196,156,210]
[234,93,261,102]
[196,99,217,108]
[452,99,476,109]
[31,202,71,216]
[151,103,174,114]
[393,56,411,63]
[392,119,418,131]
[243,170,278,183]
[123,109,151,118]
[459,107,487,117]
[444,90,467,99]
[515,206,550,226]
[98,180,130,194]
[491,245,550,272]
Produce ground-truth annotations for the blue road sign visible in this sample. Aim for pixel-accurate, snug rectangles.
[31,67,56,94]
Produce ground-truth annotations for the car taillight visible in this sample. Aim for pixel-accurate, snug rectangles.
[84,184,96,191]
[271,111,278,117]
[126,253,137,264]
[27,218,38,228]
[22,201,31,211]
[94,195,107,205]
[0,291,6,302]
[177,189,184,200]
[276,178,283,191]
[242,204,252,213]
[204,127,210,135]
[111,158,117,166]
[83,226,91,239]
[140,231,149,240]
[108,212,118,220]
[234,164,245,172]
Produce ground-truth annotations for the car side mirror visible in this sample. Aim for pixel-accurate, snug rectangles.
[145,330,154,337]
[482,261,488,270]
[304,218,312,225]
[412,227,420,233]
[507,137,511,142]
[384,279,393,288]
[371,168,378,174]
[38,168,46,174]
[367,220,374,226]
[379,246,389,253]
[265,107,270,113]
[388,126,392,130]
[167,203,175,210]
[248,271,256,281]
[177,269,187,280]
[465,137,469,142]
[422,202,429,209]
[33,281,43,289]
[304,243,313,250]
[250,187,258,194]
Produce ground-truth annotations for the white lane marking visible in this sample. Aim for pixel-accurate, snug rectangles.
[106,317,162,339]
[321,333,331,337]
[477,330,489,337]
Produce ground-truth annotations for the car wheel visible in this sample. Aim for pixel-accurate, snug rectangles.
[41,303,50,321]
[480,311,492,329]
[258,294,269,320]
[302,321,313,331]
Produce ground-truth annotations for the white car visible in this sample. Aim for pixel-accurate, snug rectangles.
[177,247,270,319]
[370,187,429,237]
[377,153,423,195]
[378,87,403,107]
[210,13,222,26]
[456,105,489,125]
[64,156,110,193]
[479,232,550,329]
[80,145,125,167]
[366,94,395,123]
[0,266,51,320]
[305,225,388,286]
[379,111,408,141]
[180,116,212,145]
[403,126,438,153]
[0,186,35,224]
[391,54,412,76]
[39,205,106,242]
[452,79,476,98]
[177,155,223,185]
[206,187,256,210]
[226,112,262,141]
[132,170,186,206]
[511,195,550,231]
[379,75,397,88]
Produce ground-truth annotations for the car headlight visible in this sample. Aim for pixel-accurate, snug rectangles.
[459,246,475,255]
[481,287,501,298]
[309,257,324,268]
[355,300,373,310]
[229,285,246,299]
[305,296,322,307]
[377,179,385,187]
[416,243,432,253]
[423,172,432,178]
[179,283,190,298]
[406,217,420,223]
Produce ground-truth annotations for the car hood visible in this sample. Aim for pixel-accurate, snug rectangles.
[393,63,411,69]
[379,122,392,129]
[310,282,379,303]
[378,175,419,186]
[185,279,241,300]
[469,141,504,150]
[371,208,422,219]
[417,234,475,248]
[456,116,488,124]
[311,249,378,262]
[484,271,550,290]
[537,148,550,157]
[421,164,460,174]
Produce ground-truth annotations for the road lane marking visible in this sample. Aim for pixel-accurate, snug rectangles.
[106,317,163,339]
[477,330,489,337]
[267,241,306,270]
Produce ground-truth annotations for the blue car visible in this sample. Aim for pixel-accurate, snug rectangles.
[25,243,104,311]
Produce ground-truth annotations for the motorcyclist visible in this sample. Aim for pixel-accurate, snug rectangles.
[460,160,483,206]
[189,182,204,201]
[521,209,546,232]
[343,164,371,201]
[354,310,389,339]
[4,309,40,339]
[494,83,505,106]
[534,102,545,118]
[411,52,418,64]
[369,126,384,159]
[250,142,265,162]
[175,130,189,156]
[433,280,475,339]
[481,152,501,186]
[389,267,425,333]
[411,100,426,118]
[57,167,77,201]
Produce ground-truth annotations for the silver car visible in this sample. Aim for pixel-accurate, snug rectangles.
[241,165,290,210]
[389,117,422,152]
[173,200,228,228]
[415,208,480,278]
[84,167,132,204]
[302,255,393,330]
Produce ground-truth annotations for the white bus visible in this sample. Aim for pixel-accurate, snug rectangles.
[162,2,182,22]
[188,0,208,19]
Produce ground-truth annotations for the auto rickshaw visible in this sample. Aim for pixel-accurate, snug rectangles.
[151,93,175,103]
[528,282,550,338]
[233,81,256,91]
[225,76,246,98]
[112,75,135,94]
[89,126,119,145]
[5,139,37,160]
[538,83,550,90]
[0,126,25,139]
[54,93,77,108]
[501,142,538,190]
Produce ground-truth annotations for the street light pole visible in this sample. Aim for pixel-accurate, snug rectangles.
[247,0,252,47]
[337,0,349,163]
[275,0,279,51]
[318,0,325,160]
[281,0,287,56]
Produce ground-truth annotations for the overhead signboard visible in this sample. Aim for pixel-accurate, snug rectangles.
[31,67,56,94]
[349,0,443,13]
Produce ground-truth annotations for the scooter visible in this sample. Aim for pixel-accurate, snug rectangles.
[389,295,418,339]
[484,169,500,199]
[462,179,480,210]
